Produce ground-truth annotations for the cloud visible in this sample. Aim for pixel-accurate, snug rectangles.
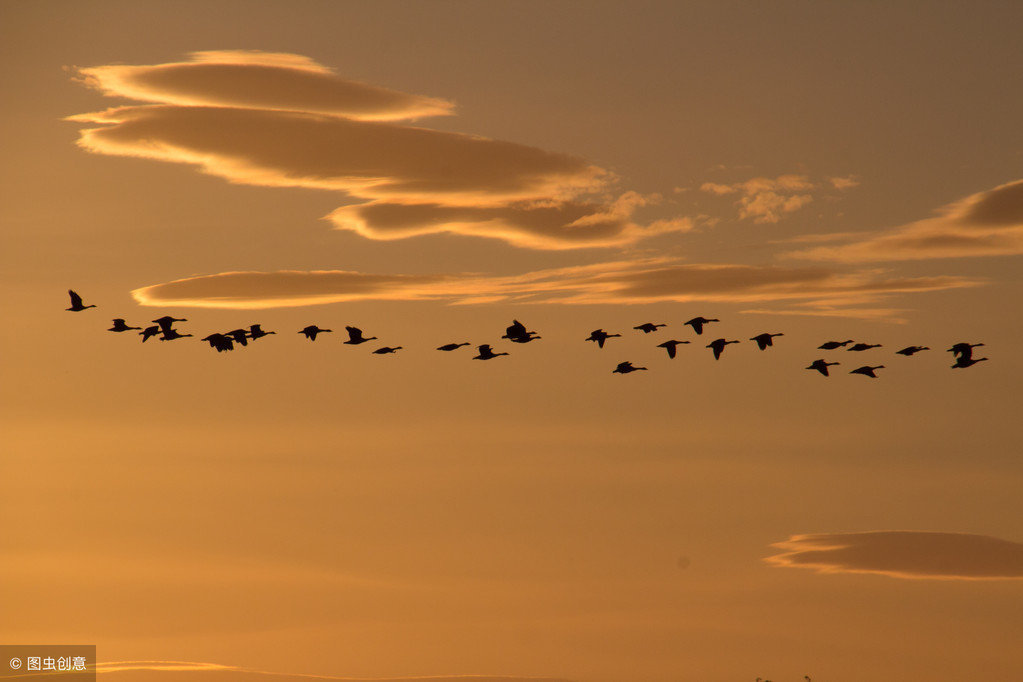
[73,50,454,121]
[327,193,693,249]
[131,261,983,310]
[787,179,1023,262]
[765,531,1023,580]
[67,51,693,249]
[699,174,844,224]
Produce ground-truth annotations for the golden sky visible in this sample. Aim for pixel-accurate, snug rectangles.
[2,2,1022,681]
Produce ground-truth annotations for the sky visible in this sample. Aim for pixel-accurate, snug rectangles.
[2,1,1022,681]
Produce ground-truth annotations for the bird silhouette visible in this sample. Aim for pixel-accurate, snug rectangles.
[108,318,141,332]
[159,328,193,341]
[373,346,402,354]
[151,316,187,337]
[66,290,96,311]
[706,338,738,360]
[684,316,719,335]
[896,345,929,356]
[201,333,234,352]
[806,359,839,376]
[473,344,508,360]
[225,329,249,347]
[248,324,276,340]
[657,339,690,359]
[586,329,621,348]
[502,319,540,343]
[634,322,666,334]
[951,355,988,369]
[299,325,331,341]
[850,365,885,378]
[847,343,881,351]
[750,332,784,350]
[343,326,377,345]
[818,340,853,350]
[139,325,161,343]
[612,361,647,374]
[948,342,984,361]
[436,342,470,351]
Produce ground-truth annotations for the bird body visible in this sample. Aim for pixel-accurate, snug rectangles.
[152,316,187,335]
[66,290,96,311]
[373,346,402,354]
[108,318,141,332]
[343,326,377,345]
[952,356,988,369]
[437,342,470,351]
[657,339,690,359]
[299,325,331,341]
[847,343,881,352]
[225,329,249,346]
[502,319,540,343]
[896,345,929,356]
[684,316,719,335]
[159,328,193,341]
[473,344,508,360]
[248,324,275,339]
[612,361,647,374]
[850,365,885,378]
[202,333,234,352]
[750,332,784,350]
[634,322,666,334]
[806,359,839,376]
[586,329,621,348]
[707,338,738,360]
[818,340,853,350]
[139,325,161,343]
[948,342,983,362]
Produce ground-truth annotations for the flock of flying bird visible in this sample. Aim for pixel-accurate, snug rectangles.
[66,290,989,376]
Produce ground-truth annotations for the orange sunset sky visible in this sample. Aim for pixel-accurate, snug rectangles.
[2,2,1022,681]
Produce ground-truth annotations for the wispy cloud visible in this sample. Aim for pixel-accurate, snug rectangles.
[131,260,982,310]
[68,51,689,250]
[766,531,1023,580]
[787,179,1023,262]
[698,174,839,224]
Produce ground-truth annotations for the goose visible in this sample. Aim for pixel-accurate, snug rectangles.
[818,340,853,350]
[201,333,234,352]
[436,342,470,351]
[473,344,508,360]
[372,346,402,354]
[225,329,249,347]
[612,361,647,374]
[895,345,929,356]
[684,316,719,335]
[152,316,187,335]
[502,319,540,343]
[657,339,690,359]
[850,365,885,378]
[248,324,275,340]
[299,325,331,341]
[139,325,161,343]
[706,338,739,360]
[750,332,784,350]
[948,342,984,361]
[634,322,666,334]
[108,318,141,332]
[66,289,96,311]
[806,359,839,376]
[159,328,193,341]
[952,356,988,369]
[585,329,621,348]
[343,326,377,345]
[847,343,881,352]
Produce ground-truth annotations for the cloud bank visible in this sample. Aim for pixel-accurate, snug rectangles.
[787,179,1023,261]
[131,261,982,309]
[69,51,689,249]
[698,174,847,224]
[766,531,1023,580]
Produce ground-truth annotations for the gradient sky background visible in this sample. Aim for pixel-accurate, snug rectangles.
[2,2,1022,681]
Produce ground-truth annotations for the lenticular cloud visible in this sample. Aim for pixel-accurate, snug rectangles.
[68,51,688,249]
